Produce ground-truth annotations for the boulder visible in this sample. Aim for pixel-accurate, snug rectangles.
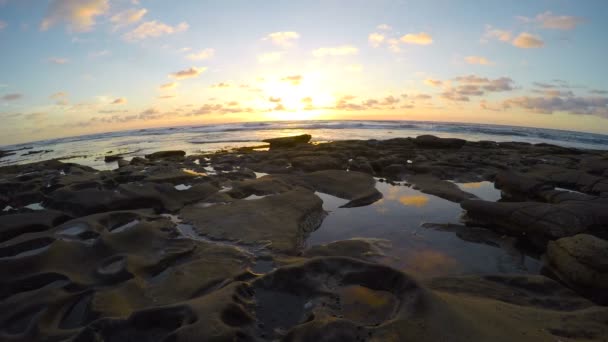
[414,135,466,149]
[262,134,311,149]
[545,234,608,304]
[461,197,608,248]
[145,150,186,160]
[180,189,325,254]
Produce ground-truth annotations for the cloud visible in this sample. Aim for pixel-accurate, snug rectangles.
[400,32,433,45]
[190,103,253,116]
[440,75,514,102]
[512,32,544,48]
[211,82,231,88]
[169,67,206,80]
[186,48,215,61]
[268,97,282,103]
[123,20,188,41]
[89,50,110,58]
[40,0,109,32]
[0,20,7,30]
[590,89,608,95]
[257,51,283,63]
[110,8,147,30]
[280,75,302,85]
[377,24,392,31]
[111,97,127,104]
[502,95,608,117]
[380,95,400,106]
[482,26,512,42]
[159,82,178,90]
[312,45,358,57]
[368,32,385,47]
[2,93,22,101]
[424,79,443,87]
[48,57,69,64]
[465,56,493,65]
[518,11,584,30]
[264,31,300,47]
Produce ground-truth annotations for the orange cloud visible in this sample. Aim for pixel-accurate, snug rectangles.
[465,56,493,65]
[400,32,433,45]
[40,0,109,32]
[168,67,206,80]
[512,32,544,48]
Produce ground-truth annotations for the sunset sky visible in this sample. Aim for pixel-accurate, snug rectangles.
[1,0,607,145]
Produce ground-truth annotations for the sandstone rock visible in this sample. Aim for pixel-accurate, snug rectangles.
[462,197,608,248]
[414,135,466,149]
[263,134,311,148]
[180,189,325,253]
[145,150,186,160]
[545,234,608,304]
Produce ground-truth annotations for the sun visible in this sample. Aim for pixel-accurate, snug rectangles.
[257,72,336,120]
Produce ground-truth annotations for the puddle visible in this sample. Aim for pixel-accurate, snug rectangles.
[110,219,140,233]
[453,181,502,201]
[174,184,192,191]
[336,285,398,325]
[307,182,540,278]
[555,187,586,195]
[251,259,275,274]
[254,172,269,178]
[24,203,45,211]
[244,194,269,200]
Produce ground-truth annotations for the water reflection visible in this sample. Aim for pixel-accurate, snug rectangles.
[454,181,502,201]
[399,195,429,207]
[307,182,541,278]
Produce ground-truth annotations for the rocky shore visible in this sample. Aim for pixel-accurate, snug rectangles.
[1,134,608,341]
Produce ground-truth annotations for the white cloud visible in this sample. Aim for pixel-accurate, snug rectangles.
[89,50,110,58]
[400,32,433,45]
[465,56,493,65]
[123,21,188,41]
[312,45,358,57]
[482,26,512,42]
[512,32,544,48]
[168,67,206,80]
[110,8,147,30]
[264,31,300,47]
[186,48,215,61]
[40,0,109,32]
[257,51,283,63]
[368,32,385,47]
[377,24,392,31]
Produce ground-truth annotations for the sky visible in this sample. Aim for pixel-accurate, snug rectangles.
[1,0,608,146]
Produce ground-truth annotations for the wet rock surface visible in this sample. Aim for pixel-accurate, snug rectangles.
[1,135,608,341]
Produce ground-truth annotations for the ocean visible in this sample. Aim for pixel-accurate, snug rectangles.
[2,120,608,169]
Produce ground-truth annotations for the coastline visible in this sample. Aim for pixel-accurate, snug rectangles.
[1,134,608,340]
